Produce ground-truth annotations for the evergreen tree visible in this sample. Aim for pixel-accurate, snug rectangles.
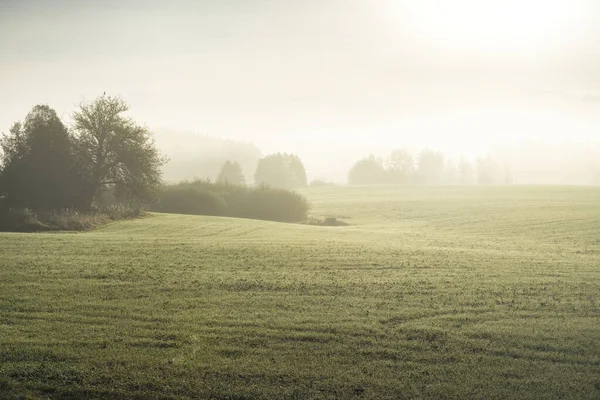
[217,160,245,185]
[0,105,83,210]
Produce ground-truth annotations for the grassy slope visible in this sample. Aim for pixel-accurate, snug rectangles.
[1,186,599,399]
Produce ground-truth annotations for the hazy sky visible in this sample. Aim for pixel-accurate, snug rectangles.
[1,0,600,179]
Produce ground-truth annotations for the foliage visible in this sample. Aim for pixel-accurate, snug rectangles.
[157,185,227,216]
[0,105,84,210]
[458,157,475,184]
[388,148,414,183]
[0,207,45,232]
[416,150,445,184]
[73,95,166,207]
[0,96,166,223]
[254,153,307,189]
[302,216,348,226]
[350,156,383,184]
[0,207,143,232]
[156,179,310,222]
[217,160,245,185]
[346,150,510,186]
[444,160,458,184]
[348,155,385,185]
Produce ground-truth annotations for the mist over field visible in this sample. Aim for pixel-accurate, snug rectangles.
[2,0,600,185]
[152,129,600,185]
[2,1,600,399]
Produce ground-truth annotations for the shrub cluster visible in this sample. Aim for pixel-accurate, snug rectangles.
[0,206,144,232]
[302,216,348,226]
[155,180,310,223]
[254,153,307,188]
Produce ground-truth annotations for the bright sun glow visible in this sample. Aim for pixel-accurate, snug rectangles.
[392,0,583,55]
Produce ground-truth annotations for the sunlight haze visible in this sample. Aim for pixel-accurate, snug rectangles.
[3,2,600,397]
[1,0,599,181]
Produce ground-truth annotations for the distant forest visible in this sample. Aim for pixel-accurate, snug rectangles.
[154,130,262,183]
[348,150,506,186]
[155,134,600,187]
[346,144,600,186]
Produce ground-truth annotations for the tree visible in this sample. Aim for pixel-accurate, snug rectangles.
[287,153,308,188]
[458,157,475,185]
[217,160,245,185]
[416,150,444,184]
[444,160,458,185]
[0,105,84,210]
[72,95,165,206]
[348,155,385,185]
[387,149,414,184]
[254,153,307,189]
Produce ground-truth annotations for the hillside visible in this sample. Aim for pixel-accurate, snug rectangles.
[1,186,599,399]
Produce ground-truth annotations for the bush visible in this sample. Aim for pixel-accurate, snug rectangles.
[348,156,385,185]
[230,186,310,222]
[217,160,245,186]
[254,153,307,189]
[0,207,144,232]
[155,180,310,223]
[0,208,48,232]
[91,205,145,221]
[157,186,226,216]
[302,216,349,226]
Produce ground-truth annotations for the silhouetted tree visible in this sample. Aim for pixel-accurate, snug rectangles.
[254,153,307,188]
[444,160,458,185]
[348,155,385,185]
[386,149,414,184]
[73,95,166,206]
[458,157,474,185]
[287,154,308,188]
[416,150,444,184]
[217,160,245,185]
[0,105,84,210]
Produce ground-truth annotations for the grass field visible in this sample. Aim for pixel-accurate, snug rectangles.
[1,186,599,399]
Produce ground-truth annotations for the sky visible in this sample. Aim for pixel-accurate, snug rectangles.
[1,0,600,180]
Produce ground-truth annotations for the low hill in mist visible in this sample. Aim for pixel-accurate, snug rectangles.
[153,130,262,183]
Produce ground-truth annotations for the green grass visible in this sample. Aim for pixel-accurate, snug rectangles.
[1,186,599,399]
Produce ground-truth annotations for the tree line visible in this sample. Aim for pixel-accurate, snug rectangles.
[215,153,308,189]
[0,95,315,230]
[0,96,165,212]
[0,95,313,211]
[1,93,515,220]
[219,149,510,188]
[348,149,511,186]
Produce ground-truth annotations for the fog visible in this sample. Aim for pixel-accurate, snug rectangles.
[2,0,600,184]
